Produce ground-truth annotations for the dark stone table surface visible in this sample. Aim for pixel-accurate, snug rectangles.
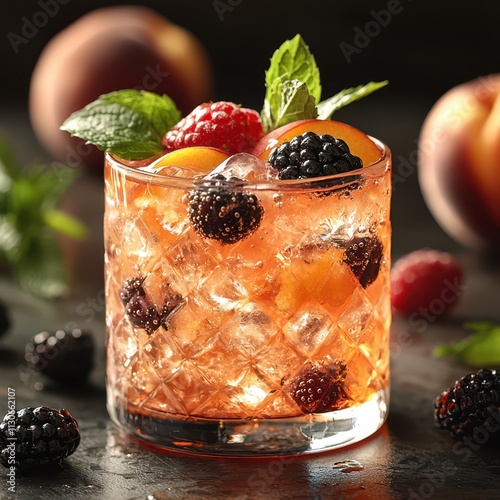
[1,102,500,499]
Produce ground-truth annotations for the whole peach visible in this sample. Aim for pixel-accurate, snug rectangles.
[418,75,500,251]
[29,6,213,168]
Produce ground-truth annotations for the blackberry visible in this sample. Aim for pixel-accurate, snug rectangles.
[434,369,500,440]
[119,276,144,305]
[268,132,362,181]
[289,361,348,414]
[120,277,183,334]
[125,291,162,333]
[24,328,94,384]
[344,235,383,288]
[0,406,80,468]
[188,174,264,245]
[0,300,11,339]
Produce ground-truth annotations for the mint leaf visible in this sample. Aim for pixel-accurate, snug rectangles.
[43,209,88,241]
[263,79,318,131]
[0,135,89,299]
[0,136,20,182]
[433,322,500,367]
[61,90,181,160]
[0,215,21,258]
[262,34,321,132]
[317,81,388,120]
[14,233,68,299]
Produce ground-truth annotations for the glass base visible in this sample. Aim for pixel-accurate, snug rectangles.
[108,389,389,457]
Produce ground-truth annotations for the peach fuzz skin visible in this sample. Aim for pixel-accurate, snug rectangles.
[29,6,213,168]
[418,75,500,251]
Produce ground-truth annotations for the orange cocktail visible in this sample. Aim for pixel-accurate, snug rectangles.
[104,132,391,456]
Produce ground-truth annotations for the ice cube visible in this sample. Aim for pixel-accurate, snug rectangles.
[207,153,269,182]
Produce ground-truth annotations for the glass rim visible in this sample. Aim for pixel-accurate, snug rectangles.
[105,137,391,192]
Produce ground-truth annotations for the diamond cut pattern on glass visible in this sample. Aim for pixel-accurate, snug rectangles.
[283,302,335,357]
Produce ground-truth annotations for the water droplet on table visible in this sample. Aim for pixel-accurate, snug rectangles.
[333,459,364,473]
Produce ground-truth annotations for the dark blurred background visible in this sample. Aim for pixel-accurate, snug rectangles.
[3,0,500,113]
[1,0,500,255]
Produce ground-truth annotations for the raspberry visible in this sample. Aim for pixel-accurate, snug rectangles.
[289,362,348,414]
[0,300,11,339]
[120,277,183,333]
[434,369,500,439]
[24,328,94,384]
[391,249,463,316]
[188,174,264,245]
[344,235,383,288]
[162,101,263,154]
[0,406,80,468]
[268,131,362,180]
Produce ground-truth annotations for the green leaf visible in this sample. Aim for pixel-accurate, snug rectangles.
[0,137,88,299]
[263,79,318,131]
[0,138,21,217]
[433,322,500,367]
[262,34,321,132]
[0,136,20,180]
[0,215,21,258]
[43,209,88,241]
[317,81,389,120]
[26,164,77,212]
[61,90,181,160]
[13,234,68,300]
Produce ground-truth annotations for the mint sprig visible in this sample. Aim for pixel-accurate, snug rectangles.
[261,34,388,132]
[0,137,87,299]
[61,90,181,160]
[262,34,321,132]
[317,81,389,120]
[262,79,318,132]
[59,36,388,161]
[434,322,500,367]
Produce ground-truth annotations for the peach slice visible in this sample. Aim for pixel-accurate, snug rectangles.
[251,119,382,167]
[275,246,357,315]
[151,146,230,174]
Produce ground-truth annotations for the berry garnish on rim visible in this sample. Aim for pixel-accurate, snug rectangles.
[61,35,387,167]
[268,131,362,180]
[162,101,263,154]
